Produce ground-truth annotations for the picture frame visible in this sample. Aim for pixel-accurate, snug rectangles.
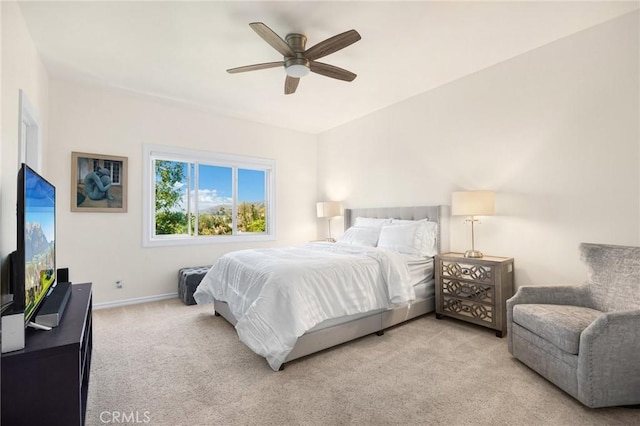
[71,152,128,213]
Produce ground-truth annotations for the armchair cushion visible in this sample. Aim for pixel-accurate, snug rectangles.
[513,304,602,354]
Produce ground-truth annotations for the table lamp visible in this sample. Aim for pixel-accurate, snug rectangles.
[316,201,342,242]
[451,191,495,258]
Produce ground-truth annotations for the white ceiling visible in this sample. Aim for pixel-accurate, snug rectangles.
[17,1,639,134]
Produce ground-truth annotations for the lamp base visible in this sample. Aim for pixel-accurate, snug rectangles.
[464,249,484,258]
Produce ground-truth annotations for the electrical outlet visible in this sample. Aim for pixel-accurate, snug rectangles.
[116,280,123,289]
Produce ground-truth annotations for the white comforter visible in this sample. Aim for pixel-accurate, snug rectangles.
[193,242,413,370]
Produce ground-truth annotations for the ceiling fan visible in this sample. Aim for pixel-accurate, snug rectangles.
[227,22,361,95]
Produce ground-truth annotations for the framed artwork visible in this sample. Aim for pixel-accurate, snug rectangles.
[71,152,128,213]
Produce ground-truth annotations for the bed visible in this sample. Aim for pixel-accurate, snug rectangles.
[194,205,449,370]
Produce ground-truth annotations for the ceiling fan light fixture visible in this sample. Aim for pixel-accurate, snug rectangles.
[285,58,310,78]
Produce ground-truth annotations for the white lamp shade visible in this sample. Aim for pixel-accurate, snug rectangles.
[316,201,342,218]
[451,191,495,216]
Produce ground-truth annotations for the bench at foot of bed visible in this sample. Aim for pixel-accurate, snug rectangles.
[178,265,211,305]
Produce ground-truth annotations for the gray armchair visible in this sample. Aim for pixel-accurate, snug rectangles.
[507,243,640,408]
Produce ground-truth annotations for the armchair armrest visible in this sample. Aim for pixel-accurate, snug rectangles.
[577,309,640,407]
[507,284,591,307]
[506,285,591,353]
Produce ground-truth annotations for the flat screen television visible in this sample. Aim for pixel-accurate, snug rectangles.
[13,163,57,324]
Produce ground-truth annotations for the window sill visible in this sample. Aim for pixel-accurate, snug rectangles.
[143,234,276,248]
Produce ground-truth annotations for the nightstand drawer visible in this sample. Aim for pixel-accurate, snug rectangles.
[441,278,494,304]
[441,260,494,285]
[442,296,494,326]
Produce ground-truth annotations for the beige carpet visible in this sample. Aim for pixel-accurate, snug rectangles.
[86,298,639,426]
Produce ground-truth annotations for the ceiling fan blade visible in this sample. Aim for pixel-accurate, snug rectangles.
[309,61,357,82]
[284,76,300,95]
[249,22,295,57]
[227,61,284,74]
[304,29,361,61]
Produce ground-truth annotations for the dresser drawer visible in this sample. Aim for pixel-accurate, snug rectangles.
[442,296,495,326]
[440,260,494,284]
[441,278,494,304]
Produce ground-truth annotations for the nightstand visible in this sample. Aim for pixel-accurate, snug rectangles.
[435,253,514,337]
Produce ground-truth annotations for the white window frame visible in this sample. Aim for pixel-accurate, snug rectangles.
[142,144,276,247]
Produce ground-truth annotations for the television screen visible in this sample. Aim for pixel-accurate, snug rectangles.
[20,165,56,323]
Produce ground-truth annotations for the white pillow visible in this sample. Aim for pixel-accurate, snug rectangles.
[337,226,380,247]
[390,219,438,257]
[417,221,438,257]
[353,217,392,229]
[377,224,420,255]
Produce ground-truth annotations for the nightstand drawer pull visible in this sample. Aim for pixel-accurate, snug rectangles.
[441,261,493,283]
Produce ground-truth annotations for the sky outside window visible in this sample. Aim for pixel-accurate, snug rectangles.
[197,164,232,211]
[158,162,266,211]
[238,169,266,203]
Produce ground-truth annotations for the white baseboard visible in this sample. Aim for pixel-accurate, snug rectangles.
[93,292,178,310]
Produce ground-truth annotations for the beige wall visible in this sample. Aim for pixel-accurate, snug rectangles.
[1,2,49,262]
[46,79,318,304]
[317,11,640,288]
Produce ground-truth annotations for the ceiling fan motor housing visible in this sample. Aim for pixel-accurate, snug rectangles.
[285,33,307,52]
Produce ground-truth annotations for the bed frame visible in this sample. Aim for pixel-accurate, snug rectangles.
[212,205,449,369]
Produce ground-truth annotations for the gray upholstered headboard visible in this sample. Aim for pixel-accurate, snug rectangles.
[344,205,450,254]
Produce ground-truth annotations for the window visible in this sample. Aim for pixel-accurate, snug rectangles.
[143,145,275,247]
